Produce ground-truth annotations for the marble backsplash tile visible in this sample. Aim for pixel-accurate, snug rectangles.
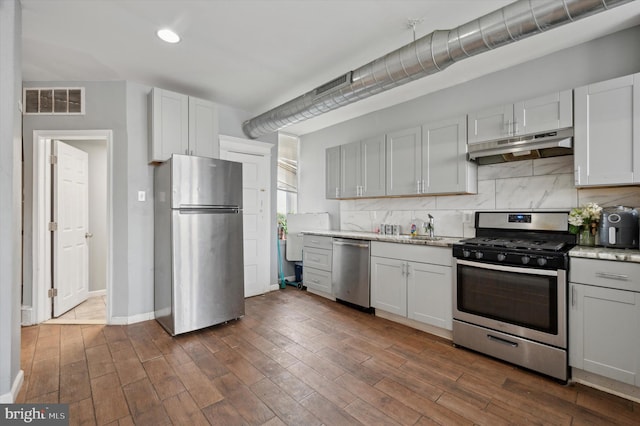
[495,174,576,209]
[338,156,632,237]
[578,186,640,208]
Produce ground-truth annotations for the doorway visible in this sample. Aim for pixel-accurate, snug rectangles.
[31,130,112,324]
[219,135,274,298]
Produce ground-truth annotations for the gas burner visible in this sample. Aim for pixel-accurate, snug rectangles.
[461,237,566,252]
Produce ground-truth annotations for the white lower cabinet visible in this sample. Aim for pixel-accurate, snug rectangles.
[371,242,452,330]
[407,262,452,330]
[302,235,333,298]
[569,258,640,386]
[371,257,407,316]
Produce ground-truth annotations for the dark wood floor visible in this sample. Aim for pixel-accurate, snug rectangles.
[18,287,640,425]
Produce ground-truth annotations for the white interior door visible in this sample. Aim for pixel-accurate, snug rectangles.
[220,149,270,297]
[53,140,90,316]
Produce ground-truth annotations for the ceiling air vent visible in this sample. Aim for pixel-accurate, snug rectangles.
[314,72,352,97]
[23,87,85,115]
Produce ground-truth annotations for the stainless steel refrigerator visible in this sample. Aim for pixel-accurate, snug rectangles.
[154,154,245,335]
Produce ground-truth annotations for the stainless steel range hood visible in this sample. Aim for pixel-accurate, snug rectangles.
[467,127,573,165]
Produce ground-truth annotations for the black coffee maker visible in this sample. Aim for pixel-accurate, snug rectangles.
[597,206,639,249]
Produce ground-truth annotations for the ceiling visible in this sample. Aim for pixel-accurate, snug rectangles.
[20,0,640,136]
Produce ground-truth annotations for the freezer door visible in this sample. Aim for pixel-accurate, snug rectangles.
[171,209,245,335]
[171,154,243,208]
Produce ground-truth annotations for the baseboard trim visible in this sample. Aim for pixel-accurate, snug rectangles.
[88,289,106,297]
[21,305,33,326]
[0,370,24,403]
[375,309,453,341]
[109,311,155,325]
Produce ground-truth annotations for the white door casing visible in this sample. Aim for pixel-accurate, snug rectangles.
[53,140,90,316]
[220,135,273,298]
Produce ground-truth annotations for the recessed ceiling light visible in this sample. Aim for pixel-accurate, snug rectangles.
[157,28,180,44]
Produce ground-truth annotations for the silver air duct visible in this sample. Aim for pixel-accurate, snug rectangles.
[243,0,632,139]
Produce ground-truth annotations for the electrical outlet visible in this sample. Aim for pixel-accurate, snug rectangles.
[138,191,146,202]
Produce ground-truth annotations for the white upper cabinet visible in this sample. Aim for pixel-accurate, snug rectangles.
[188,96,219,159]
[467,104,514,144]
[340,135,386,198]
[386,118,476,196]
[468,89,572,144]
[386,126,422,196]
[422,116,476,195]
[515,90,572,136]
[149,88,219,163]
[574,73,640,187]
[325,146,341,199]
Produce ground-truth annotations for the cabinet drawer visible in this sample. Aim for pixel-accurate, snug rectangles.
[303,247,332,271]
[304,267,332,294]
[570,258,640,292]
[303,235,333,250]
[371,241,452,266]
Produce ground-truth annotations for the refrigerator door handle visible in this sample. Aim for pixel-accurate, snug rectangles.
[179,207,240,214]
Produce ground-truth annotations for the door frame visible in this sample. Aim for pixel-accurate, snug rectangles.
[31,129,113,324]
[219,134,275,294]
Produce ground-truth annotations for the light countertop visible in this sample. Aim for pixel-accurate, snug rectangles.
[569,246,640,263]
[301,230,461,248]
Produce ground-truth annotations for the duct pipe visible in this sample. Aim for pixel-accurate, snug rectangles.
[243,0,633,139]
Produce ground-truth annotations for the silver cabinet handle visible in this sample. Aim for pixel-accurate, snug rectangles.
[571,285,576,307]
[406,263,411,277]
[401,263,406,276]
[85,232,93,239]
[595,272,629,281]
[574,166,581,185]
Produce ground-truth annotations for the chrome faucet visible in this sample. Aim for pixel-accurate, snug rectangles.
[427,214,435,238]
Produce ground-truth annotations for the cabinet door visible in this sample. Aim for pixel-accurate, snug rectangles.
[386,127,421,195]
[361,135,386,197]
[514,90,572,136]
[304,267,332,295]
[150,88,189,162]
[370,256,407,316]
[569,283,640,386]
[407,261,452,330]
[340,141,361,198]
[422,115,475,194]
[574,73,640,186]
[188,96,219,158]
[325,146,341,199]
[467,104,513,144]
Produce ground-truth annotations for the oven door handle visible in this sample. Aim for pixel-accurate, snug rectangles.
[487,334,519,348]
[455,259,559,277]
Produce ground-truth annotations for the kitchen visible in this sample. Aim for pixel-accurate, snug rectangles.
[3,0,640,423]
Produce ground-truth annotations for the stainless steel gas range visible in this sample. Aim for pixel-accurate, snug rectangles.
[452,211,575,381]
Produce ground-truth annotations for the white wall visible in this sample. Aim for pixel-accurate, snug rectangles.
[298,26,640,230]
[0,0,23,402]
[65,139,107,292]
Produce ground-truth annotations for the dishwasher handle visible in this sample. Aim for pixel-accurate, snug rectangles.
[332,238,370,249]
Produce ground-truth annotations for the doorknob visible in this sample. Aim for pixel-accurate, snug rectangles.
[85,232,93,239]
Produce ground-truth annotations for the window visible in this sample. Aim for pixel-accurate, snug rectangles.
[277,133,298,216]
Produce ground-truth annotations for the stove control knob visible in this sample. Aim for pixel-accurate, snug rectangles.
[475,252,483,260]
[497,253,506,262]
[521,256,530,265]
[462,250,471,258]
[537,257,548,266]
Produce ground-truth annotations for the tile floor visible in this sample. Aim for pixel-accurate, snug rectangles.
[46,295,106,325]
[18,287,640,425]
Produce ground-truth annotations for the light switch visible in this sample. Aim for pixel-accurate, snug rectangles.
[138,191,146,202]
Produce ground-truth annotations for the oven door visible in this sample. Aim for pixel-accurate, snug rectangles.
[453,258,566,349]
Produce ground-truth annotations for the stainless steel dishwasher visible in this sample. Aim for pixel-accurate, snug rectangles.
[332,238,371,309]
